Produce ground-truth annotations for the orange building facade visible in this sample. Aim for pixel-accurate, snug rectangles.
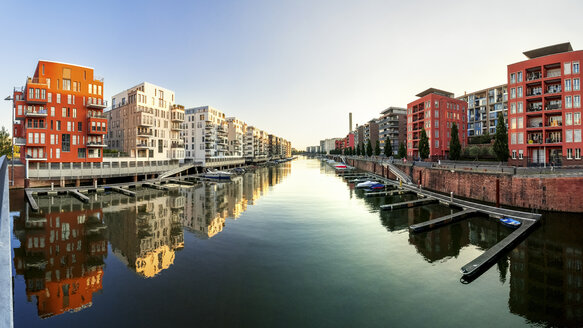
[13,61,107,163]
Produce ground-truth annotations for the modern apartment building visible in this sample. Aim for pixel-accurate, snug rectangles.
[507,42,582,166]
[378,107,406,154]
[226,117,246,157]
[407,88,468,159]
[12,60,107,163]
[244,126,263,159]
[107,82,184,160]
[457,84,508,137]
[184,106,231,164]
[364,119,380,148]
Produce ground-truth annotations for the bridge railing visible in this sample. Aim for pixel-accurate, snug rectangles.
[0,156,13,328]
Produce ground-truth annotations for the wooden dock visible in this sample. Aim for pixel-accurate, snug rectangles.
[364,189,412,197]
[109,186,136,197]
[337,165,543,282]
[380,198,438,210]
[25,190,39,212]
[409,209,478,233]
[68,190,89,203]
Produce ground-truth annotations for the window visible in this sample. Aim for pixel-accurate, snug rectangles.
[510,73,516,84]
[517,102,523,113]
[88,84,92,93]
[566,129,573,142]
[565,62,572,75]
[17,105,22,116]
[512,150,516,159]
[40,133,45,144]
[575,129,582,142]
[434,110,439,118]
[56,148,60,159]
[574,62,580,74]
[575,112,581,125]
[575,96,581,108]
[518,132,524,144]
[511,133,516,144]
[517,87,523,98]
[435,130,439,138]
[62,134,70,151]
[517,71,523,82]
[56,94,61,104]
[78,122,82,131]
[566,96,573,108]
[576,148,581,159]
[48,93,52,102]
[27,133,32,143]
[574,78,580,91]
[511,88,516,99]
[434,101,439,108]
[434,120,439,128]
[518,117,523,129]
[567,148,573,159]
[565,79,572,91]
[566,113,573,125]
[50,134,54,144]
[56,120,61,131]
[73,108,77,118]
[78,148,86,158]
[98,85,102,95]
[519,149,523,159]
[511,118,516,129]
[435,140,439,148]
[63,79,71,91]
[511,103,516,114]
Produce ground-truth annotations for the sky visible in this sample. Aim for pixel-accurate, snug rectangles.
[1,0,583,149]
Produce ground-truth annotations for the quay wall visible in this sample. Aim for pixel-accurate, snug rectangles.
[346,158,583,213]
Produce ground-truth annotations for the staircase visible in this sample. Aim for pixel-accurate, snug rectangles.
[158,164,196,180]
[384,162,412,184]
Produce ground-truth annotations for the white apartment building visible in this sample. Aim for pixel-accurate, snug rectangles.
[244,126,261,159]
[107,82,184,160]
[226,117,246,157]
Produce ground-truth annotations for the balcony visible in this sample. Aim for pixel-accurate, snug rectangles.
[87,142,107,147]
[545,85,562,94]
[171,141,185,148]
[138,113,153,127]
[205,123,214,130]
[545,102,562,111]
[25,109,47,117]
[171,123,182,130]
[26,154,47,161]
[86,98,108,109]
[89,125,107,135]
[13,137,26,146]
[87,111,106,119]
[137,129,153,137]
[136,143,150,148]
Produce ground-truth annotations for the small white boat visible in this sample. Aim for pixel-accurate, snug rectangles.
[356,180,379,188]
[203,170,233,180]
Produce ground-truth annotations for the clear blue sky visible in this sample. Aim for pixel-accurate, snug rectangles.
[2,0,583,149]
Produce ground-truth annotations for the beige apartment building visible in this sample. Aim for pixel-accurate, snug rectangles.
[106,82,185,160]
[226,117,246,157]
[457,84,508,137]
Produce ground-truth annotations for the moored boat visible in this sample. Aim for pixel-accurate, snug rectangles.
[356,180,379,188]
[499,217,521,228]
[203,170,233,180]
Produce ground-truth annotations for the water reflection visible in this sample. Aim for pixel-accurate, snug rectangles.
[343,167,583,326]
[13,204,107,318]
[11,164,291,320]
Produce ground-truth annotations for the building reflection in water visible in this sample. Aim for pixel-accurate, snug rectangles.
[104,189,185,278]
[11,163,292,319]
[508,214,583,326]
[182,164,291,238]
[12,198,107,318]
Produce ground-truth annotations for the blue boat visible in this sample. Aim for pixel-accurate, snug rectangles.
[499,217,521,228]
[368,183,385,190]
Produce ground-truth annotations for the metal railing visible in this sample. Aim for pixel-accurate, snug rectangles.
[28,158,180,179]
[0,156,13,328]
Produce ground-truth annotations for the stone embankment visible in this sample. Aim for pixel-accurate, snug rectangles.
[343,157,583,213]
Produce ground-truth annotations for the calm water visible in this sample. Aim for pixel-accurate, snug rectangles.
[9,157,583,327]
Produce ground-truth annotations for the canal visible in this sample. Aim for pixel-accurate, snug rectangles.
[9,157,583,327]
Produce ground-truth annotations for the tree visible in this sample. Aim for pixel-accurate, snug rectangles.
[356,143,361,156]
[374,140,381,156]
[384,136,393,157]
[449,123,461,160]
[419,128,430,160]
[493,112,509,162]
[366,140,373,157]
[0,127,12,158]
[359,142,365,156]
[398,142,406,159]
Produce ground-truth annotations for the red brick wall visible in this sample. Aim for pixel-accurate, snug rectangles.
[349,158,583,212]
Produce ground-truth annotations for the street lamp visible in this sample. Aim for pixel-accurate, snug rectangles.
[4,95,14,186]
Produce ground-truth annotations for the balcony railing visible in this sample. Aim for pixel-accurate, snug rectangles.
[13,137,26,145]
[545,103,562,110]
[546,86,562,94]
[25,109,47,117]
[137,129,153,136]
[526,72,542,81]
[88,112,106,118]
[86,98,108,109]
[87,142,107,147]
[171,142,185,148]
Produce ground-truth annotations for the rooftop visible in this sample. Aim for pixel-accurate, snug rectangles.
[415,88,454,98]
[380,106,406,115]
[522,42,573,59]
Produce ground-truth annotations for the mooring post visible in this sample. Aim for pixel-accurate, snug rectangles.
[51,182,54,191]
[496,178,500,208]
[450,192,453,203]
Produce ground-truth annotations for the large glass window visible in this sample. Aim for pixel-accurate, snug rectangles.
[62,134,70,152]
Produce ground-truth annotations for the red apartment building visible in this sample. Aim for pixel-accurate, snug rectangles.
[407,88,467,159]
[507,43,582,166]
[13,61,107,163]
